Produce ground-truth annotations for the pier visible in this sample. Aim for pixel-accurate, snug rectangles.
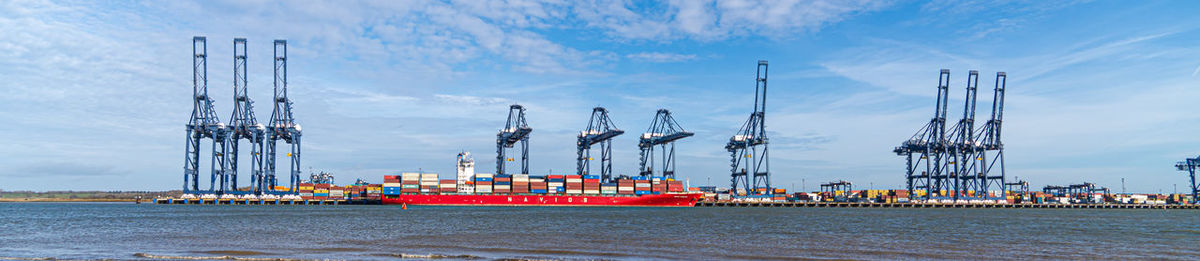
[697,201,1200,209]
[153,198,381,205]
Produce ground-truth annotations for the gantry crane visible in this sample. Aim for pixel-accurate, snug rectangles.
[1175,157,1199,203]
[1004,179,1029,196]
[895,69,951,200]
[946,70,980,199]
[577,107,624,182]
[638,109,693,180]
[227,38,267,195]
[727,60,771,194]
[975,72,1008,198]
[265,39,302,194]
[183,36,231,194]
[497,104,532,175]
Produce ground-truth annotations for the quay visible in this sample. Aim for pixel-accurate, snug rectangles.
[153,198,381,205]
[697,201,1200,209]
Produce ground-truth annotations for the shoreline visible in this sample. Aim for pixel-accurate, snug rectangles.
[0,198,140,203]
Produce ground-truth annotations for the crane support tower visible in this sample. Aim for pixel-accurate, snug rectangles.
[183,36,231,194]
[497,104,532,175]
[946,70,980,199]
[894,69,951,200]
[1175,157,1200,203]
[638,109,693,180]
[265,39,302,194]
[974,72,1008,198]
[227,38,268,195]
[577,107,624,182]
[727,60,771,195]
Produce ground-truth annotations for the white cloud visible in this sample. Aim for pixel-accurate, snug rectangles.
[625,52,697,62]
[575,0,889,41]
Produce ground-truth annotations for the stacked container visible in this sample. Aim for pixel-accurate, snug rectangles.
[601,183,617,194]
[314,183,331,199]
[420,173,439,193]
[513,174,530,193]
[565,175,583,194]
[299,183,315,198]
[436,179,455,193]
[382,175,401,195]
[530,176,548,194]
[667,180,685,193]
[583,175,601,194]
[365,184,383,199]
[494,174,512,193]
[651,177,666,193]
[633,176,651,195]
[617,179,635,194]
[329,186,344,199]
[401,172,421,193]
[547,175,565,193]
[475,173,493,193]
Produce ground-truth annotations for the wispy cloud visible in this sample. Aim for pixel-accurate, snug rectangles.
[625,52,697,63]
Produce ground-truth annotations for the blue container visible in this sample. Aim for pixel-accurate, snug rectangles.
[634,190,651,195]
[632,176,648,180]
[530,175,545,179]
[603,182,618,186]
[531,189,548,194]
[496,174,512,178]
[583,175,600,180]
[475,177,493,182]
[495,181,511,185]
[314,193,330,197]
[556,187,565,192]
[548,178,564,182]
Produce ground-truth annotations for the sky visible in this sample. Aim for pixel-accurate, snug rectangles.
[2,0,1199,193]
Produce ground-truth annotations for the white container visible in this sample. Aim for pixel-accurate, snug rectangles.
[566,189,583,194]
[635,183,651,188]
[495,185,511,190]
[475,173,494,178]
[383,182,402,187]
[584,190,600,194]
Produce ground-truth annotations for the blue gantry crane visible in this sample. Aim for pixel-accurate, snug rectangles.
[265,39,302,194]
[227,38,268,195]
[577,107,624,182]
[974,72,1008,198]
[638,109,693,180]
[946,70,980,199]
[895,69,952,200]
[183,36,232,194]
[497,104,532,175]
[727,60,771,195]
[1175,157,1199,203]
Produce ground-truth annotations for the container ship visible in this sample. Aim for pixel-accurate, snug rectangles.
[378,172,702,207]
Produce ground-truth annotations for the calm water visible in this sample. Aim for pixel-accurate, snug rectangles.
[2,203,1199,260]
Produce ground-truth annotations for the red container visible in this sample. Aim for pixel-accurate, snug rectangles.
[440,179,456,184]
[495,177,512,182]
[402,180,418,185]
[566,175,582,179]
[547,175,564,179]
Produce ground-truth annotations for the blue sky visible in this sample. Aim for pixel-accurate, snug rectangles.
[2,0,1199,193]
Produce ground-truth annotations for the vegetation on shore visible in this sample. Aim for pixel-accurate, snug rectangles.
[0,190,176,202]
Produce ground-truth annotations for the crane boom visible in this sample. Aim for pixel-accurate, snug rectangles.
[638,109,693,179]
[497,104,532,175]
[577,107,623,182]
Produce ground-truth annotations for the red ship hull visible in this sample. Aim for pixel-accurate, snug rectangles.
[381,193,702,207]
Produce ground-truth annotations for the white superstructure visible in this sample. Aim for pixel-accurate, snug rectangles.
[456,151,476,193]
